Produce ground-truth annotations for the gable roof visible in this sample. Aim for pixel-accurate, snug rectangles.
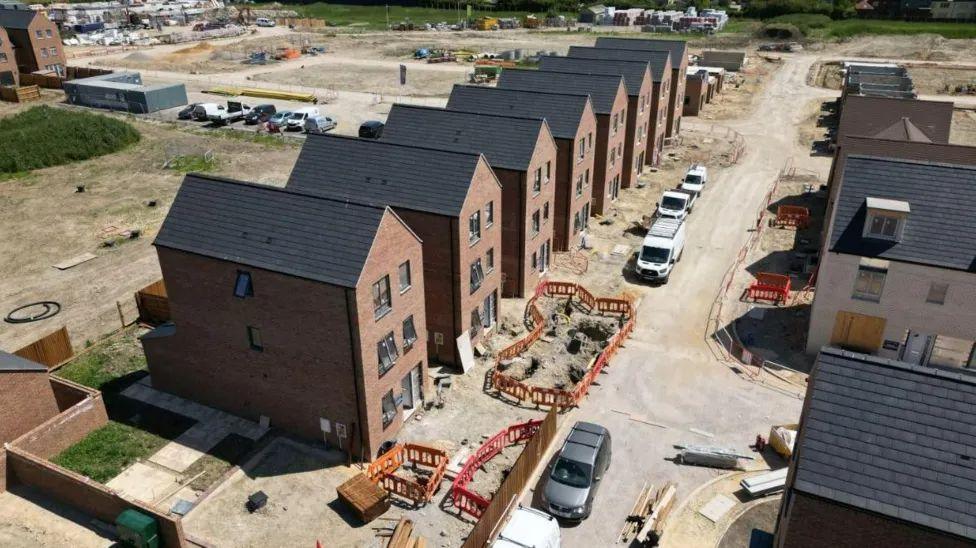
[594,37,688,68]
[382,104,550,172]
[538,55,650,97]
[871,117,931,142]
[497,69,625,115]
[829,155,976,272]
[566,46,670,82]
[287,133,486,217]
[0,4,35,29]
[154,173,391,288]
[793,347,976,541]
[0,351,47,372]
[446,85,589,140]
[837,96,953,145]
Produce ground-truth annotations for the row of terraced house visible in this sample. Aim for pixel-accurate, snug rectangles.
[0,2,66,86]
[139,38,695,458]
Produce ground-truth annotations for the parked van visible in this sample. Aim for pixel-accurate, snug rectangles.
[656,188,696,220]
[494,506,561,548]
[255,17,275,27]
[286,107,320,131]
[192,103,223,121]
[635,217,686,284]
[304,114,337,134]
[680,163,708,195]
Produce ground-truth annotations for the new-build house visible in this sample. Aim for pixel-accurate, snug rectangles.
[0,27,16,85]
[287,134,503,368]
[538,56,652,191]
[447,85,596,252]
[806,156,976,369]
[383,104,558,298]
[684,68,708,116]
[142,174,429,458]
[834,95,954,149]
[0,351,59,445]
[497,69,628,217]
[594,37,688,140]
[775,347,976,547]
[566,46,671,168]
[0,3,66,75]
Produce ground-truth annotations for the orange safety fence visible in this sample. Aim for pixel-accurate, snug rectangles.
[490,280,635,410]
[774,205,811,229]
[746,272,791,305]
[450,419,542,519]
[366,443,448,505]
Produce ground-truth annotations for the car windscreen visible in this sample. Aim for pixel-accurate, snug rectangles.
[661,196,686,209]
[685,174,702,184]
[550,457,592,489]
[289,112,305,120]
[640,246,670,264]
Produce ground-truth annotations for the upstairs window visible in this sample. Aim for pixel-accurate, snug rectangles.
[587,132,593,151]
[35,30,43,39]
[612,113,619,135]
[609,148,616,167]
[578,139,585,160]
[486,248,495,273]
[576,174,584,197]
[533,167,542,193]
[469,210,481,244]
[402,316,418,349]
[864,198,909,242]
[532,210,541,236]
[867,214,900,240]
[470,258,485,294]
[398,261,411,293]
[46,29,53,38]
[545,161,551,183]
[485,201,494,227]
[247,326,263,351]
[373,275,392,319]
[377,332,399,375]
[234,271,253,298]
[926,282,948,305]
[543,202,550,222]
[853,264,887,302]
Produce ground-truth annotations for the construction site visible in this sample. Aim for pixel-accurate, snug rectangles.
[3,6,976,548]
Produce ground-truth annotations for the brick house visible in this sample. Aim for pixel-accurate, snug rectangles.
[497,69,629,217]
[538,56,652,191]
[0,26,16,85]
[594,37,688,140]
[806,155,976,368]
[775,347,976,548]
[834,95,953,149]
[287,134,503,368]
[565,46,671,169]
[684,68,708,116]
[446,85,596,252]
[142,174,429,458]
[0,4,66,75]
[0,351,59,445]
[382,104,558,298]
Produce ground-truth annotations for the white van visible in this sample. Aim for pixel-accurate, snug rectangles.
[635,217,686,284]
[286,107,320,130]
[192,103,224,121]
[494,506,560,548]
[680,163,708,195]
[656,188,696,220]
[255,17,275,27]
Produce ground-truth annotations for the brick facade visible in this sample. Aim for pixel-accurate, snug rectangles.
[0,27,16,85]
[143,209,427,458]
[683,72,708,116]
[591,83,629,216]
[0,371,59,446]
[621,71,653,189]
[2,12,65,74]
[647,57,672,167]
[554,102,597,252]
[665,52,688,138]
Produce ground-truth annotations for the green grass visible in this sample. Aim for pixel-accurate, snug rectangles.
[56,328,147,392]
[822,19,976,39]
[0,106,140,174]
[51,422,172,483]
[257,3,565,30]
[166,153,218,173]
[181,434,257,490]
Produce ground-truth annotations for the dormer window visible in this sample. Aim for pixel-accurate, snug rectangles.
[863,197,909,242]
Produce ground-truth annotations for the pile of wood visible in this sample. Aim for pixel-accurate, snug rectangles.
[386,517,427,548]
[0,85,41,103]
[336,473,390,524]
[618,482,677,546]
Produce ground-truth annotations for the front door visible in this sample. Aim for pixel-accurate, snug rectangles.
[830,311,886,353]
[901,331,932,365]
[401,365,422,414]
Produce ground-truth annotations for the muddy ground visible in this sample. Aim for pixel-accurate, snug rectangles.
[810,58,976,96]
[253,61,469,97]
[951,108,976,146]
[698,56,783,121]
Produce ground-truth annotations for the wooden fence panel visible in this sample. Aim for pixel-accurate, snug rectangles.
[135,279,170,325]
[461,408,559,548]
[14,327,74,369]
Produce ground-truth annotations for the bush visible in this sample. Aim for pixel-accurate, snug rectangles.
[0,106,140,174]
[761,22,804,39]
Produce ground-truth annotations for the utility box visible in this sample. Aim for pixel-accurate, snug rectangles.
[115,509,160,548]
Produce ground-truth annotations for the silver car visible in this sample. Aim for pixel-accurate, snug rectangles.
[542,422,611,521]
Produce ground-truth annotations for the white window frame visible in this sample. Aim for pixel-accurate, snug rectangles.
[852,266,887,302]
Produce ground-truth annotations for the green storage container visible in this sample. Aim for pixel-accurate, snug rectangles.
[115,509,160,548]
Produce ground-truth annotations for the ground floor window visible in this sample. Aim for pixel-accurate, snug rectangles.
[381,390,397,428]
[401,364,422,413]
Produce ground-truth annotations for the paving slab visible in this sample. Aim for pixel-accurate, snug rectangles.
[106,462,180,504]
[699,494,737,523]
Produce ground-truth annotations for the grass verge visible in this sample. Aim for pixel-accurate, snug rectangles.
[51,422,174,483]
[182,434,257,491]
[257,2,565,30]
[56,327,148,392]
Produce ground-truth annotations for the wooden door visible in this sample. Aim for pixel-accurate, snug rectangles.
[830,311,886,353]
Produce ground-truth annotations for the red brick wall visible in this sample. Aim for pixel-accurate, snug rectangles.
[144,247,363,449]
[6,448,187,547]
[647,57,672,167]
[554,102,596,252]
[10,390,107,460]
[666,55,689,138]
[591,85,629,216]
[5,14,65,74]
[352,210,428,456]
[621,70,653,189]
[523,125,557,271]
[0,27,17,85]
[683,75,707,116]
[776,491,971,548]
[0,372,60,446]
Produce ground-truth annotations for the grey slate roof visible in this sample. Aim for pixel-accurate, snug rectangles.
[830,155,976,272]
[287,133,485,217]
[497,69,624,115]
[537,56,650,97]
[0,5,35,29]
[566,46,670,82]
[0,351,46,372]
[382,104,548,171]
[838,95,953,144]
[794,347,976,541]
[154,173,389,288]
[594,37,688,68]
[446,85,589,140]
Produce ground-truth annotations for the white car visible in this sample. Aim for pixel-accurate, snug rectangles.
[255,17,276,27]
[285,107,321,131]
[681,163,708,195]
[304,115,337,134]
[494,506,560,548]
[635,217,686,284]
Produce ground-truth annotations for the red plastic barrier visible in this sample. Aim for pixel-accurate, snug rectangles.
[747,272,791,305]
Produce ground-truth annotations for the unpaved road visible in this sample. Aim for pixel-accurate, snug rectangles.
[522,54,835,547]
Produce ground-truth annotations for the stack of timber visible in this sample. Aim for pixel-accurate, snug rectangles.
[337,472,390,523]
[618,482,677,546]
[387,518,427,548]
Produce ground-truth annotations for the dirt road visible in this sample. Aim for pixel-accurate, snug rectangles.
[523,54,835,547]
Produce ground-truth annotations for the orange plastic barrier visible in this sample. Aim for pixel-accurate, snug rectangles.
[775,205,810,229]
[747,272,791,305]
[366,443,447,505]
